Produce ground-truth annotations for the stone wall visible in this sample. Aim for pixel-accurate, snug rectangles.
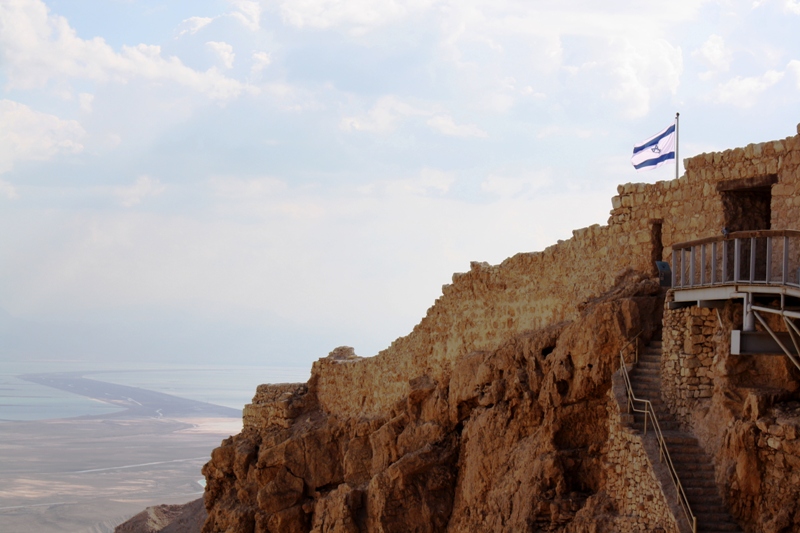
[660,297,800,532]
[311,126,800,421]
[243,383,312,430]
[661,305,720,428]
[611,126,800,263]
[313,224,656,419]
[604,375,684,533]
[282,125,800,428]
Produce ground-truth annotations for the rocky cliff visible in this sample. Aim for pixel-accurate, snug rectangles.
[200,272,665,532]
[118,126,800,533]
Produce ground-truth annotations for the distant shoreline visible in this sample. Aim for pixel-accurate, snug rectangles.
[18,372,241,420]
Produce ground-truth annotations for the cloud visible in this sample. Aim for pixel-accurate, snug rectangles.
[789,60,800,83]
[481,170,552,198]
[376,168,456,196]
[209,176,288,200]
[276,0,435,32]
[536,125,596,140]
[714,69,785,107]
[0,0,252,100]
[228,0,262,30]
[177,16,214,37]
[78,92,94,112]
[0,99,86,174]
[0,171,611,358]
[0,179,19,200]
[114,176,166,207]
[251,51,272,77]
[341,97,487,138]
[786,0,800,14]
[607,38,683,119]
[426,115,488,138]
[207,41,235,69]
[340,96,429,133]
[693,34,732,79]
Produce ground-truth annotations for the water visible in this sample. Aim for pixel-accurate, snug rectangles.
[89,366,310,409]
[0,359,310,422]
[0,374,124,421]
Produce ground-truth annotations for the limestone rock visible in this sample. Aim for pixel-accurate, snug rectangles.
[201,277,664,532]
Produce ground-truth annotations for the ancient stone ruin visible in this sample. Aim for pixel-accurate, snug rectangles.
[197,125,800,533]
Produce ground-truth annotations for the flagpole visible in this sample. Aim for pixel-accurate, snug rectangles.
[675,112,680,180]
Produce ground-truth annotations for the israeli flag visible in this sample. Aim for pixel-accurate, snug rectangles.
[631,123,676,171]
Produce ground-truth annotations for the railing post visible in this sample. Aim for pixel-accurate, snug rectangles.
[711,241,717,284]
[744,293,755,332]
[766,237,773,284]
[783,236,789,285]
[700,244,706,285]
[693,516,697,533]
[681,249,686,288]
[690,246,695,287]
[723,240,729,282]
[672,249,677,288]
[643,410,648,435]
[734,238,741,282]
[750,237,756,283]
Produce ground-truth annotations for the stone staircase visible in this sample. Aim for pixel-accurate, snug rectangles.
[628,338,743,533]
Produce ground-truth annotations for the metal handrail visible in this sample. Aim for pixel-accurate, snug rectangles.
[673,229,800,250]
[619,338,698,533]
[671,230,800,289]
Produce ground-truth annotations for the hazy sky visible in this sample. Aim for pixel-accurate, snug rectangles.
[2,0,800,367]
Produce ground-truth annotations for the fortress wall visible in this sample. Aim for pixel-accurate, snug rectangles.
[611,130,800,262]
[313,219,655,419]
[312,127,800,420]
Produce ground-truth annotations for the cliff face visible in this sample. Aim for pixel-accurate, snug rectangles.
[193,127,800,533]
[662,302,800,532]
[201,273,664,532]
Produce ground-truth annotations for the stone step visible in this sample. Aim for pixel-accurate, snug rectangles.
[661,432,699,445]
[684,486,723,499]
[631,367,660,375]
[630,376,660,384]
[672,463,715,475]
[680,477,718,489]
[630,382,663,392]
[632,415,681,432]
[695,515,742,533]
[664,443,706,454]
[670,452,715,465]
[630,370,659,378]
[625,342,743,533]
[691,498,730,509]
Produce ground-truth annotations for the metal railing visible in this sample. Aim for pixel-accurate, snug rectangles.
[619,336,697,533]
[671,230,800,289]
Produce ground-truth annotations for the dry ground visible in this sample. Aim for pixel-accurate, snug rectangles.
[0,374,242,533]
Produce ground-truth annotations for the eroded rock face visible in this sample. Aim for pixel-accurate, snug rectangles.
[662,302,800,533]
[115,499,206,533]
[202,276,664,532]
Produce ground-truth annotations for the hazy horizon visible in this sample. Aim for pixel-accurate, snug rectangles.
[3,0,800,369]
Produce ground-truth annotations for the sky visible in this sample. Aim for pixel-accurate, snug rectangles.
[2,0,800,368]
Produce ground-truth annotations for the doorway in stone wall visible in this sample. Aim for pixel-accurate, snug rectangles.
[650,219,664,267]
[717,175,776,281]
[718,175,775,232]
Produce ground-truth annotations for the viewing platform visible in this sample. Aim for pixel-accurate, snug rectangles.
[670,229,800,368]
